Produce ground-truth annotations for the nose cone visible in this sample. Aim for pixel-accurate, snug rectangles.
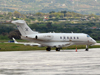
[91,39,97,45]
[92,39,97,44]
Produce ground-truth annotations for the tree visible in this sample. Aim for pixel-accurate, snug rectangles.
[61,11,67,17]
[49,11,55,14]
[8,30,21,39]
[35,12,44,16]
[13,11,21,18]
[46,22,52,28]
[8,12,12,16]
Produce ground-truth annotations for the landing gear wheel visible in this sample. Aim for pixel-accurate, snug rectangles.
[86,45,89,51]
[85,48,88,51]
[46,47,51,51]
[56,48,60,51]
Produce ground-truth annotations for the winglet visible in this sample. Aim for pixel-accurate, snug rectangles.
[12,37,18,44]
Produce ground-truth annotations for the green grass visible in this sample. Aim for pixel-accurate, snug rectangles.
[0,43,100,51]
[67,45,100,49]
[0,43,47,51]
[97,40,100,43]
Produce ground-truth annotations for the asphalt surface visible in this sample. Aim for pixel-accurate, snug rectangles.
[0,48,100,75]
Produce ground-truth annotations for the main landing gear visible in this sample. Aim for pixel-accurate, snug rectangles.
[56,48,60,51]
[46,47,51,51]
[86,45,89,51]
[46,47,61,51]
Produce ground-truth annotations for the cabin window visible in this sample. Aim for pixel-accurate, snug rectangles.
[60,37,62,39]
[74,37,75,39]
[64,36,66,39]
[77,37,79,39]
[70,37,72,39]
[67,37,69,39]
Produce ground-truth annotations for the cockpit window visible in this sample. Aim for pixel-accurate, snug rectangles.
[87,35,90,37]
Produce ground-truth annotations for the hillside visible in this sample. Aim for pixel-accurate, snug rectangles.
[0,0,100,14]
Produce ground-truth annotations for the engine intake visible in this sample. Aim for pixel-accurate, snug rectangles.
[35,34,53,41]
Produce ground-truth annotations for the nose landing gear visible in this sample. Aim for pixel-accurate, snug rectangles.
[86,45,89,51]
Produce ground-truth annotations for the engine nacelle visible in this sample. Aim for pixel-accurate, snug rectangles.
[35,34,53,41]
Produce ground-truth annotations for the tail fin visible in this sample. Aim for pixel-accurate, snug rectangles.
[11,20,38,36]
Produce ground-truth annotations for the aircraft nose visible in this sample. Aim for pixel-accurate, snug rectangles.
[93,39,97,44]
[91,39,97,45]
[88,37,97,46]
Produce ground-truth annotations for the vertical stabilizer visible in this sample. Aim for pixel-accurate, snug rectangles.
[11,20,38,36]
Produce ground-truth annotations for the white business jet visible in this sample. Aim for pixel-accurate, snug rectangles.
[11,20,96,51]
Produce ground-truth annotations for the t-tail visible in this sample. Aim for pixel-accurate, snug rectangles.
[11,20,38,36]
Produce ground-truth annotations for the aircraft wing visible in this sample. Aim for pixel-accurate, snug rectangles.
[12,38,41,46]
[55,42,74,47]
[43,42,74,47]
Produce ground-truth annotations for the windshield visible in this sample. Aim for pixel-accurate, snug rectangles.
[87,35,90,37]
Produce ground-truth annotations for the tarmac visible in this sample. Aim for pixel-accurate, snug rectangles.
[0,48,100,75]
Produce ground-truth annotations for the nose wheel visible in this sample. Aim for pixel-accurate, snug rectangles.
[86,45,89,51]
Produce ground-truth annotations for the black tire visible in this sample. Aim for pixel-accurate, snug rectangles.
[56,48,60,51]
[46,47,51,51]
[85,48,89,51]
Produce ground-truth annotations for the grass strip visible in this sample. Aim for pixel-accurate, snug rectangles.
[0,43,100,51]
